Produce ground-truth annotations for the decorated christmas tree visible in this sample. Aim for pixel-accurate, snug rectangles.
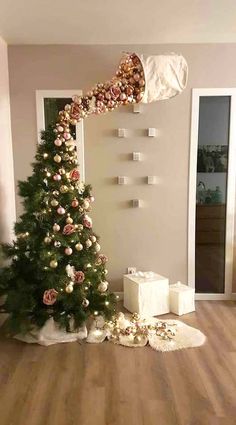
[0,52,186,338]
[0,122,116,335]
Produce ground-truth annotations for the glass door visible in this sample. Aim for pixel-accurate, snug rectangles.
[196,96,230,293]
[35,90,85,181]
[188,89,236,298]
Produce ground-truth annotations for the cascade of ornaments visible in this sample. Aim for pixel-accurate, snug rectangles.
[41,53,145,300]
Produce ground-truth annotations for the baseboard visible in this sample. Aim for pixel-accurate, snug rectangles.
[114,291,236,302]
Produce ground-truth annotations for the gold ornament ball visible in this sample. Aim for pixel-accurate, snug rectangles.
[90,235,96,243]
[44,236,51,244]
[58,168,65,175]
[50,260,58,268]
[66,216,73,224]
[51,199,59,207]
[75,243,83,251]
[54,154,62,163]
[133,335,142,344]
[60,185,69,193]
[65,284,74,293]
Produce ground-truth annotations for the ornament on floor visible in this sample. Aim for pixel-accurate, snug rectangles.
[86,312,206,352]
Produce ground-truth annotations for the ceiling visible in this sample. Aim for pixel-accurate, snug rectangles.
[1,0,236,44]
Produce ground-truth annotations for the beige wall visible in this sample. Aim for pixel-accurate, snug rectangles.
[8,44,236,292]
[0,37,15,245]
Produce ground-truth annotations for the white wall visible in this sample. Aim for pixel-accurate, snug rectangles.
[0,37,15,246]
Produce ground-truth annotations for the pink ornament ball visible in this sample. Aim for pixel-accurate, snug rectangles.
[54,139,62,147]
[65,247,73,255]
[133,73,140,81]
[53,174,61,181]
[57,125,64,133]
[64,132,71,140]
[90,196,95,203]
[72,199,79,208]
[57,206,65,215]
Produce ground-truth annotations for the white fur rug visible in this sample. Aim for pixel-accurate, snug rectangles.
[87,314,207,352]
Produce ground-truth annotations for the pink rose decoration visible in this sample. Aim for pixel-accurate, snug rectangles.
[70,169,80,181]
[110,85,121,99]
[98,254,108,264]
[43,289,58,306]
[63,224,75,235]
[74,271,85,284]
[83,215,92,228]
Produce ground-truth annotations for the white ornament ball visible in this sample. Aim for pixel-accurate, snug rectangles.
[65,247,73,255]
[94,243,101,253]
[86,239,92,248]
[65,284,74,293]
[83,200,90,210]
[98,281,108,293]
[53,223,60,232]
[90,235,96,243]
[82,298,89,307]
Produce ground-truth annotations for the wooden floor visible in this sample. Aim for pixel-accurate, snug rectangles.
[0,301,236,425]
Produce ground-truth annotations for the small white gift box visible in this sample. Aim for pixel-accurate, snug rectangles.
[169,282,195,316]
[123,272,170,317]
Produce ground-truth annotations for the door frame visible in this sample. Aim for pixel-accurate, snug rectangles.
[35,89,85,182]
[188,88,236,300]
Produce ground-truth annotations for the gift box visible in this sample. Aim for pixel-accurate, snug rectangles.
[123,271,170,317]
[169,282,195,316]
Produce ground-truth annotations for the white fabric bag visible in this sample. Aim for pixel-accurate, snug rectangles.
[136,52,188,103]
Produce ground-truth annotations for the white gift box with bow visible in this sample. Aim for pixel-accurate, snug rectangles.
[169,282,195,316]
[123,272,170,317]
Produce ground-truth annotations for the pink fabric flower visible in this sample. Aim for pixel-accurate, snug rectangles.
[63,224,75,235]
[70,169,80,181]
[110,85,121,99]
[83,215,92,228]
[43,289,58,306]
[74,271,85,284]
[98,254,108,264]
